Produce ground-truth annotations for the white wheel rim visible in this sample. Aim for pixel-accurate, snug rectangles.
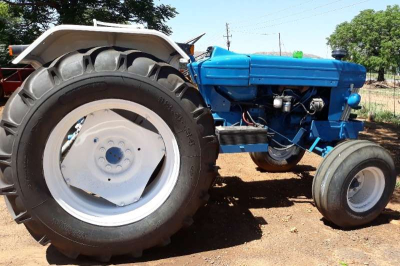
[347,167,385,213]
[43,99,180,226]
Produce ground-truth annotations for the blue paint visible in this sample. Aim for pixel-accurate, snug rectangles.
[310,120,364,141]
[323,146,334,157]
[220,143,269,153]
[217,85,258,101]
[347,93,361,108]
[292,128,307,145]
[191,47,250,86]
[106,147,124,164]
[209,87,231,112]
[187,46,367,156]
[249,55,341,87]
[308,137,321,153]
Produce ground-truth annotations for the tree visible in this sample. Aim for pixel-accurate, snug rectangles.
[0,0,178,66]
[327,5,400,81]
[0,2,39,66]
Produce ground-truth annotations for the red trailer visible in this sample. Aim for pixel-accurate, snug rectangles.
[0,66,34,98]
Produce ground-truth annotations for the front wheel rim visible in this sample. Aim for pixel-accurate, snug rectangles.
[43,99,180,226]
[268,146,296,161]
[346,167,385,213]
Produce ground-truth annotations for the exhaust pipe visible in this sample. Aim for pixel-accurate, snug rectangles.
[8,45,30,57]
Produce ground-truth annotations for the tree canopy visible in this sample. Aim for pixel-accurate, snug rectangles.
[327,5,400,81]
[0,0,178,66]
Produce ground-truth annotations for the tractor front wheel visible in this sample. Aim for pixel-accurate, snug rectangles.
[312,140,396,228]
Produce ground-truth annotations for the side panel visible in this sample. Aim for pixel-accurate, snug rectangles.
[250,55,341,87]
[193,47,250,86]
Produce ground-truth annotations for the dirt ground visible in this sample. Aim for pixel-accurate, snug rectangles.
[0,104,399,266]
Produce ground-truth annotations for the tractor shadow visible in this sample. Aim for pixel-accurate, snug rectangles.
[45,165,317,265]
[0,98,7,108]
[44,120,400,265]
[45,161,400,265]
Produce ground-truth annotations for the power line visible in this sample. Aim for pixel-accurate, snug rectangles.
[229,0,315,25]
[229,30,278,36]
[235,0,370,32]
[232,0,345,30]
[197,35,226,52]
[282,42,288,55]
[197,0,342,50]
[195,0,368,52]
[196,27,226,51]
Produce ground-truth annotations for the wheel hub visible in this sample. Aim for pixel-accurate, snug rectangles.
[105,147,124,164]
[347,167,385,213]
[60,109,166,207]
[95,138,135,175]
[348,175,364,197]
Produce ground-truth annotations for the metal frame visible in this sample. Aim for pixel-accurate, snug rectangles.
[0,67,34,96]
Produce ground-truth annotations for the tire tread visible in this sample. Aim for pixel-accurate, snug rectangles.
[0,46,218,260]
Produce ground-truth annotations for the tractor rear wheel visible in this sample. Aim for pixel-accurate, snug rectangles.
[250,145,305,172]
[0,47,218,260]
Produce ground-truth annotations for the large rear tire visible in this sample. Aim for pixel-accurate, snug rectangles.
[312,140,396,228]
[0,47,218,260]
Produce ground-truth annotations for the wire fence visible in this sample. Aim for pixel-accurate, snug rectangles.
[358,73,400,122]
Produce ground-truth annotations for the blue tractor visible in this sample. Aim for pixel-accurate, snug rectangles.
[1,24,396,261]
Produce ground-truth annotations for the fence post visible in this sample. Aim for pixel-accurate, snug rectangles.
[369,89,371,110]
[394,74,396,117]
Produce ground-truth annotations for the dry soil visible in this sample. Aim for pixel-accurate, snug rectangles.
[0,103,399,266]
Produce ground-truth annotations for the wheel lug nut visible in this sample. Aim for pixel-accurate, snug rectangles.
[124,159,130,164]
[100,147,105,152]
[99,157,105,163]
[119,141,125,147]
[125,149,131,155]
[116,165,122,171]
[108,141,114,146]
[106,164,111,170]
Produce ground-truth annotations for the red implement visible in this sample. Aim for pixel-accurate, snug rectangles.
[0,66,34,97]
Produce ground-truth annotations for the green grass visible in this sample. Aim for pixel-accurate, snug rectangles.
[355,107,400,126]
[396,181,400,189]
[360,88,400,97]
[366,73,399,81]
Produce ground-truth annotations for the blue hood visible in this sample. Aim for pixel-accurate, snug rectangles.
[189,46,366,88]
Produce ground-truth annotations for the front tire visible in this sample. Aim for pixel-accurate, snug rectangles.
[0,47,218,260]
[312,140,396,228]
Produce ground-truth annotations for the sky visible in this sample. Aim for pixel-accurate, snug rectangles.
[160,0,399,58]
